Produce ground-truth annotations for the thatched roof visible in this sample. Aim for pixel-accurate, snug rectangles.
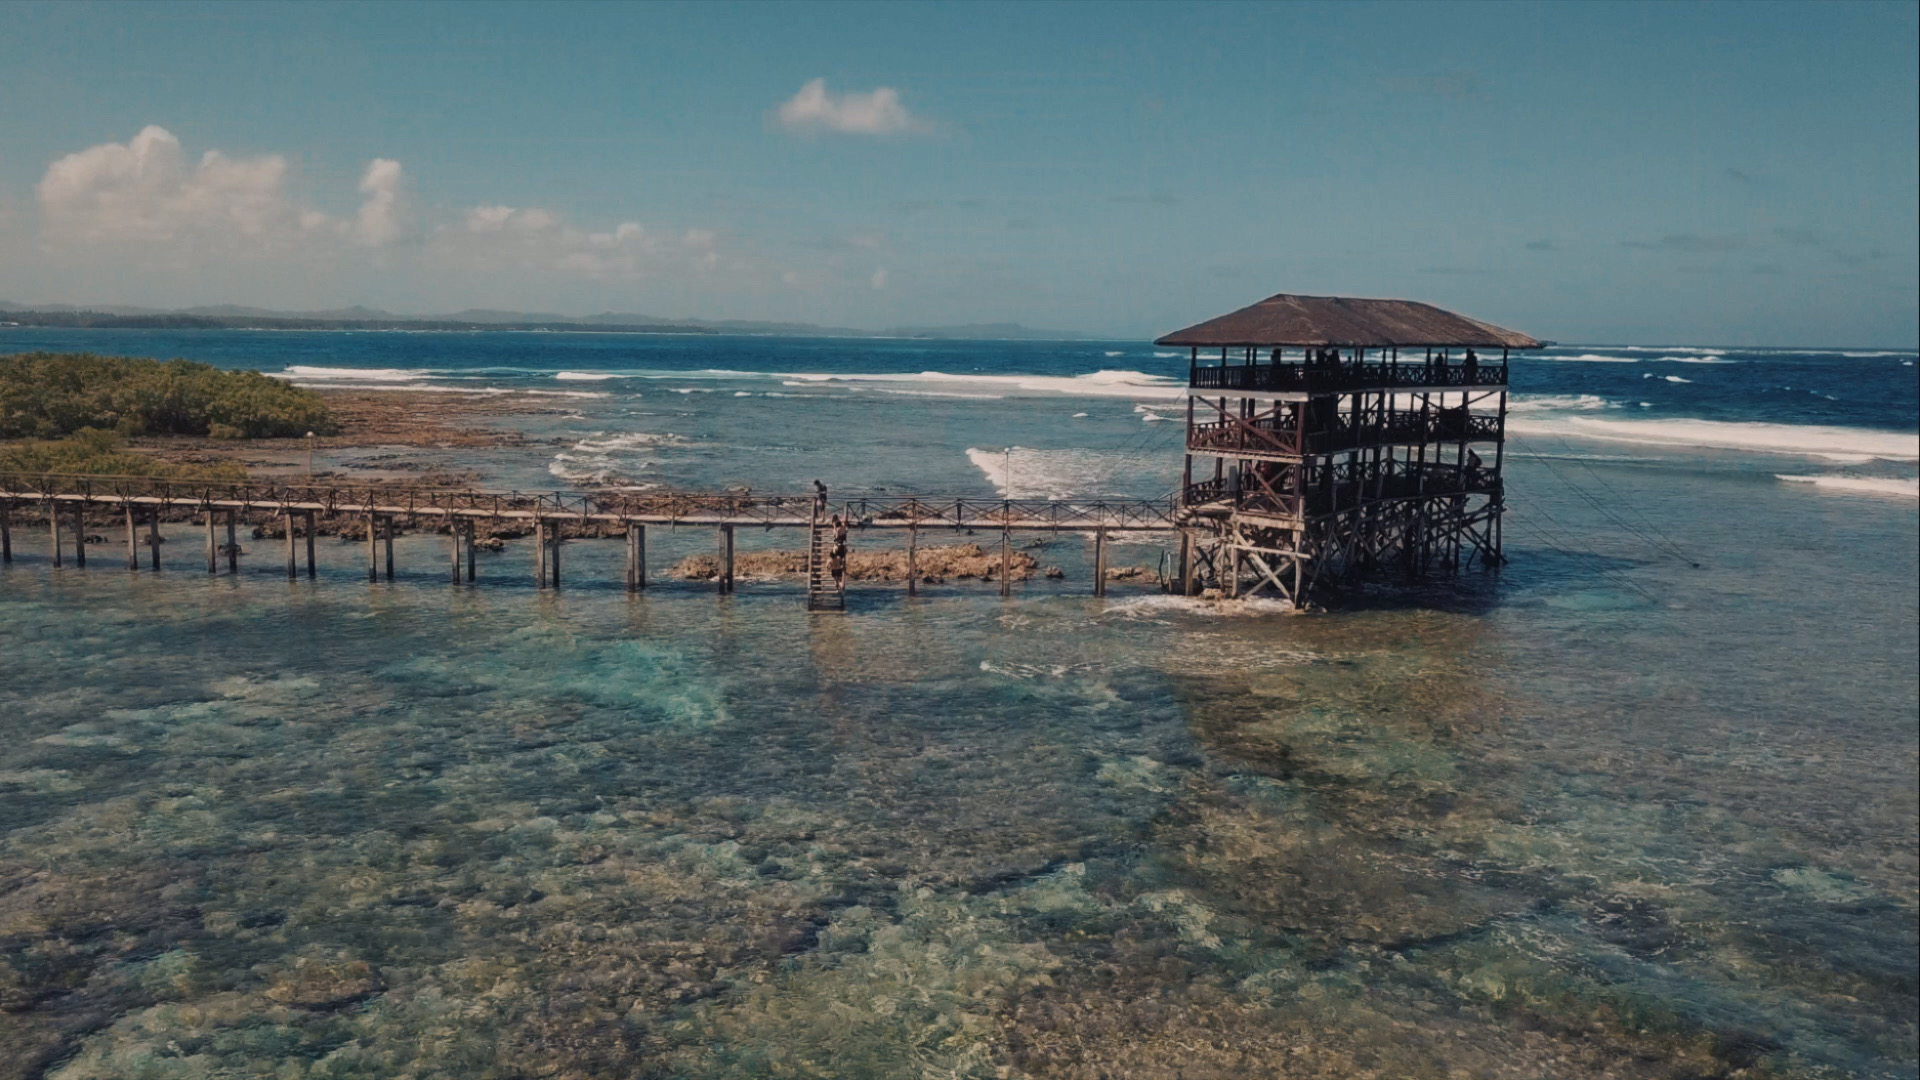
[1156,293,1541,349]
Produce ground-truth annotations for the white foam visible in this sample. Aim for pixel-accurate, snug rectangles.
[1153,351,1181,358]
[1663,375,1691,383]
[548,431,685,483]
[274,364,440,382]
[1141,412,1173,422]
[1072,412,1089,418]
[780,369,1186,401]
[572,432,686,452]
[1507,394,1615,413]
[1104,350,1125,357]
[1509,417,1920,462]
[289,382,507,395]
[1529,354,1639,363]
[1103,595,1294,618]
[871,388,1006,400]
[517,389,610,399]
[554,371,636,381]
[965,446,1172,499]
[1775,475,1919,498]
[1616,346,1728,355]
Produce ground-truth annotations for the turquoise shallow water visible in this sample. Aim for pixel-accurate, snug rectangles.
[1,332,1916,1078]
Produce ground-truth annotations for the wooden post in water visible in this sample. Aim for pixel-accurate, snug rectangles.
[286,512,298,578]
[366,513,378,582]
[718,524,734,595]
[906,523,918,598]
[625,523,645,592]
[127,504,139,570]
[448,514,461,584]
[50,499,63,569]
[148,511,162,571]
[303,511,316,577]
[206,509,217,573]
[73,504,87,568]
[534,520,547,588]
[999,527,1011,598]
[1,499,11,564]
[382,515,394,580]
[224,509,238,574]
[1093,525,1108,598]
[1179,531,1193,596]
[548,523,560,588]
[464,519,476,583]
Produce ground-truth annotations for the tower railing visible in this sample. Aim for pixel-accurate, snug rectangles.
[1188,361,1507,394]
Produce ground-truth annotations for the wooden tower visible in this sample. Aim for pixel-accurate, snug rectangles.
[1159,293,1540,607]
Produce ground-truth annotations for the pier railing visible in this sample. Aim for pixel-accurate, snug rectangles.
[1180,462,1501,524]
[1186,411,1503,458]
[0,473,1180,532]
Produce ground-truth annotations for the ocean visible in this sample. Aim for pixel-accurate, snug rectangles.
[1,328,1916,1079]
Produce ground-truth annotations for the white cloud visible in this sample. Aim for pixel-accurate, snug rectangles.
[433,205,719,278]
[870,267,889,290]
[40,125,305,246]
[777,78,925,135]
[36,125,404,252]
[352,158,403,247]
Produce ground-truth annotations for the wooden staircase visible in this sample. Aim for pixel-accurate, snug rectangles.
[806,509,845,612]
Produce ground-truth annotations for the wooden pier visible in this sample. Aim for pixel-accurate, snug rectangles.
[0,472,1177,605]
[1158,292,1540,606]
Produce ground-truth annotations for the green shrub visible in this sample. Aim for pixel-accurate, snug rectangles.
[0,352,337,439]
[0,428,246,479]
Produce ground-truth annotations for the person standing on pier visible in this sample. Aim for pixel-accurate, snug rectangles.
[813,479,828,517]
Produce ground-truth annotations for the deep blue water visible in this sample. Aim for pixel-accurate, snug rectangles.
[1,328,1915,1078]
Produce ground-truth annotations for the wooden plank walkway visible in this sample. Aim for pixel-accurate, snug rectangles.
[0,473,1179,532]
[0,472,1175,602]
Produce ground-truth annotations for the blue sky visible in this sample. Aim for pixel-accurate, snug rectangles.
[1,0,1914,344]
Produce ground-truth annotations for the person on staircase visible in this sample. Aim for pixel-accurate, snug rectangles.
[829,514,850,589]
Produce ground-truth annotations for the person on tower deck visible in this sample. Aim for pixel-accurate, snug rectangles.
[1464,349,1479,382]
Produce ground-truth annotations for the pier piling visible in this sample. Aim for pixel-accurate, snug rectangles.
[3,480,1182,607]
[448,514,462,584]
[1094,525,1108,598]
[999,527,1010,598]
[625,523,645,592]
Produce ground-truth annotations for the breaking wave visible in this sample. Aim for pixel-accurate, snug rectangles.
[782,369,1185,400]
[1775,475,1919,498]
[1508,416,1920,462]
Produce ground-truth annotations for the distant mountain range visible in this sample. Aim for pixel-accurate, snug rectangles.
[0,302,1103,341]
